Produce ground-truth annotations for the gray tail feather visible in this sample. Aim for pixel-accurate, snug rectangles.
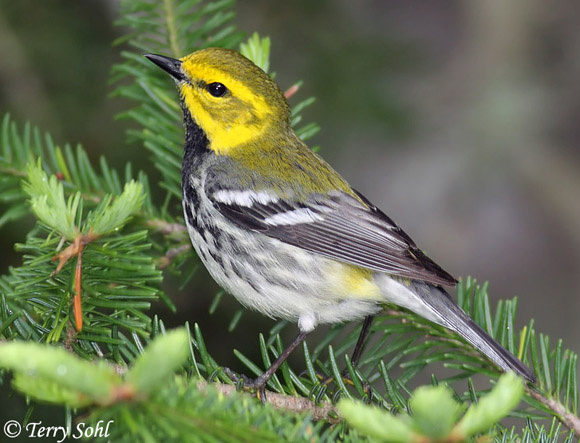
[409,282,536,383]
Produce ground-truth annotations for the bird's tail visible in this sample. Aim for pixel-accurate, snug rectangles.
[407,281,536,383]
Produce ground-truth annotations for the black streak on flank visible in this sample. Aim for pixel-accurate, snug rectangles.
[205,222,222,245]
[185,182,200,209]
[184,202,195,227]
[197,248,208,262]
[208,248,225,269]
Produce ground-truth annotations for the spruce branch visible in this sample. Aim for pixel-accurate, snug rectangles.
[24,160,81,240]
[240,32,271,73]
[338,373,525,442]
[196,381,340,423]
[526,388,580,436]
[163,0,183,58]
[0,328,337,441]
[0,329,189,407]
[20,162,148,331]
[0,114,156,228]
[0,112,191,251]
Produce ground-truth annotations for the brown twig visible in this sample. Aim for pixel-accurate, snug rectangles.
[525,387,580,437]
[73,251,83,331]
[146,218,188,236]
[196,381,340,424]
[51,230,100,332]
[157,243,192,269]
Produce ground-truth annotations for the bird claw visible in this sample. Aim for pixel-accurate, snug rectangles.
[223,367,269,403]
[317,369,374,400]
[319,368,354,386]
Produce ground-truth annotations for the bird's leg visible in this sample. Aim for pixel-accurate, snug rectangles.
[321,315,375,386]
[349,315,374,369]
[225,331,309,403]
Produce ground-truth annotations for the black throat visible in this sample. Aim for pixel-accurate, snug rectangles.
[181,103,210,185]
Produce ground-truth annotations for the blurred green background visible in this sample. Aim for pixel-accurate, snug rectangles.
[1,0,579,425]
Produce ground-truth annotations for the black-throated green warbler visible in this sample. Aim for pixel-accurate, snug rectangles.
[145,48,536,395]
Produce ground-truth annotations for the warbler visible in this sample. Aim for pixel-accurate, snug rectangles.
[145,48,536,393]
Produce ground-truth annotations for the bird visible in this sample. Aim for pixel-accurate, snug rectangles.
[144,48,536,396]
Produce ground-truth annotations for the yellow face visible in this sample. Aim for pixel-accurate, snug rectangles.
[179,48,290,155]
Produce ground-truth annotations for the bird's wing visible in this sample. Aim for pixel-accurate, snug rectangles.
[209,187,457,287]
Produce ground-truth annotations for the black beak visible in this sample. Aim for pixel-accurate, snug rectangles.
[144,54,185,81]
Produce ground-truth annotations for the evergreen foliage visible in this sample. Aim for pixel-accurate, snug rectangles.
[0,0,578,441]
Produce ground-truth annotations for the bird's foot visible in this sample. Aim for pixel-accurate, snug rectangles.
[223,367,269,403]
[318,369,374,401]
[222,331,310,404]
[319,368,354,386]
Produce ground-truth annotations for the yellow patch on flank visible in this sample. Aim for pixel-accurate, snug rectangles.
[334,264,381,300]
[179,62,273,155]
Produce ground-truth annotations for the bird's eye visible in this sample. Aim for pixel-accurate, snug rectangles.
[206,82,228,98]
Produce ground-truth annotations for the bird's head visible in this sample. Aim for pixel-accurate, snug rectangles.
[145,48,291,155]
